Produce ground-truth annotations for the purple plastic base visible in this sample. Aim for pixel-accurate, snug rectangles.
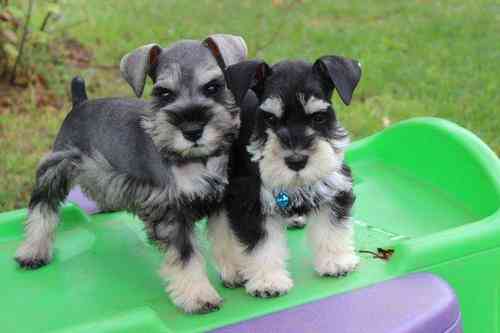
[66,186,101,215]
[213,273,462,333]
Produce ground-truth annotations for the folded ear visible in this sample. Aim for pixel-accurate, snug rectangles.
[120,44,162,97]
[313,55,362,105]
[225,60,271,105]
[203,34,248,70]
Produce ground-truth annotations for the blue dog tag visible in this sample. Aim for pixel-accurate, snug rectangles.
[275,191,290,209]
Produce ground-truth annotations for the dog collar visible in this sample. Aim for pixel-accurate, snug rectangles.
[275,191,290,209]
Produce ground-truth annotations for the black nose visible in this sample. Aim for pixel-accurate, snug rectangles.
[183,128,203,142]
[285,155,309,171]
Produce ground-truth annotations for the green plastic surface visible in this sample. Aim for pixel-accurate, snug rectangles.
[1,117,499,333]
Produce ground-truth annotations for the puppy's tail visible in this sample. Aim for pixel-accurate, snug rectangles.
[71,76,88,107]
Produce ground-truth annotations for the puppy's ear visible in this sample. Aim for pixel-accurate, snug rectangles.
[120,44,162,98]
[313,55,362,105]
[225,60,271,104]
[203,34,248,70]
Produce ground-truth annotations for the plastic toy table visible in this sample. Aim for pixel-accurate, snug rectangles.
[0,118,498,332]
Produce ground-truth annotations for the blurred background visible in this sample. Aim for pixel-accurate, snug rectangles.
[0,0,499,211]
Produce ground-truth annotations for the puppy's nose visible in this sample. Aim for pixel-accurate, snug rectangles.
[183,128,203,142]
[285,154,309,171]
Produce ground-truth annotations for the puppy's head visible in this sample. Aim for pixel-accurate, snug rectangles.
[227,56,361,188]
[120,34,247,161]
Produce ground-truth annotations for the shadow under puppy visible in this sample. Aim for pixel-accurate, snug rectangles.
[209,55,362,297]
[14,34,249,313]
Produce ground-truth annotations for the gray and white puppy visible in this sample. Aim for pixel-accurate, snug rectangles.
[14,34,247,313]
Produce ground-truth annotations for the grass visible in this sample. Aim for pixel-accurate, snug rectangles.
[1,0,499,211]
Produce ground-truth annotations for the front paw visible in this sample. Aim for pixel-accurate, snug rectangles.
[315,253,359,277]
[222,273,246,289]
[286,215,306,229]
[245,271,293,298]
[15,242,52,270]
[168,283,223,314]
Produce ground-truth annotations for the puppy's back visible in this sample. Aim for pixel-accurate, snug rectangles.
[54,91,167,185]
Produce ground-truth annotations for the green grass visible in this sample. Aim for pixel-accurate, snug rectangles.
[1,0,499,211]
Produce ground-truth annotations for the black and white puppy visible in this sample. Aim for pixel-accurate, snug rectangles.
[209,55,362,297]
[14,34,248,313]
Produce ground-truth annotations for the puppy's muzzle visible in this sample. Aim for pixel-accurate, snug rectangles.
[285,154,308,171]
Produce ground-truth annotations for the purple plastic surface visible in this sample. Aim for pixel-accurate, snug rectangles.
[66,186,101,214]
[213,273,462,333]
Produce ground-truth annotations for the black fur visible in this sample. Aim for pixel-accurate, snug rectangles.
[70,76,88,107]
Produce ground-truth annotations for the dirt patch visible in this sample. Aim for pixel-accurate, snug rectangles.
[0,38,94,114]
[61,38,93,69]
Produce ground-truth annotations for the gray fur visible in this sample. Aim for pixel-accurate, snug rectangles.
[120,43,161,97]
[121,34,247,98]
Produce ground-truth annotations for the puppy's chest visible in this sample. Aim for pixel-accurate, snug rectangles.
[170,157,227,200]
[260,169,353,217]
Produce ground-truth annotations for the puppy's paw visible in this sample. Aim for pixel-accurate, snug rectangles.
[315,252,359,277]
[15,242,52,270]
[286,215,306,229]
[222,273,246,289]
[245,271,293,298]
[169,283,223,314]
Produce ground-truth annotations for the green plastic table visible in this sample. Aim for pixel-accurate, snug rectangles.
[1,117,499,332]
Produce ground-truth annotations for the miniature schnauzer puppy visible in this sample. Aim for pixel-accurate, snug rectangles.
[208,55,362,297]
[15,34,248,313]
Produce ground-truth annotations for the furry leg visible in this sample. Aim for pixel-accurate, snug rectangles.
[158,230,222,314]
[308,208,359,277]
[207,211,246,288]
[240,217,293,298]
[15,151,77,269]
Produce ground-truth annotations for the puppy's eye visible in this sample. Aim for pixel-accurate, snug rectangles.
[203,81,221,96]
[153,87,176,103]
[263,112,278,127]
[311,112,328,125]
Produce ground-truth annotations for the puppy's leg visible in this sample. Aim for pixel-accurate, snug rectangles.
[156,219,222,314]
[207,211,246,288]
[15,150,78,269]
[308,201,359,277]
[238,216,293,298]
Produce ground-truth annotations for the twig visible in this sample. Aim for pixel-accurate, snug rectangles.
[359,248,395,261]
[9,0,34,84]
[40,11,52,32]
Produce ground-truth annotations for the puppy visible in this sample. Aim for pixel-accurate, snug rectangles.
[208,55,362,297]
[15,34,248,313]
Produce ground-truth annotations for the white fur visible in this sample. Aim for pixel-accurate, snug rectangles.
[240,216,293,297]
[15,203,59,263]
[171,155,228,199]
[299,94,331,114]
[259,130,344,189]
[286,214,306,228]
[160,247,222,313]
[259,167,352,216]
[307,208,359,276]
[208,211,246,286]
[260,96,284,118]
